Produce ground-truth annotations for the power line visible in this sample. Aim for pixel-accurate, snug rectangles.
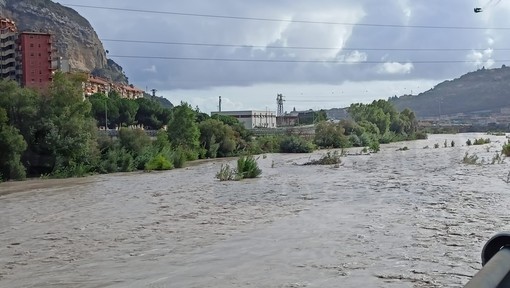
[63,3,510,30]
[101,38,510,52]
[107,55,508,64]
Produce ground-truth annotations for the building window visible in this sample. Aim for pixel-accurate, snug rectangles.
[30,43,34,47]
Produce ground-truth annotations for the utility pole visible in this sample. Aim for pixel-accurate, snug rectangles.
[105,99,108,130]
[276,93,285,116]
[219,96,222,112]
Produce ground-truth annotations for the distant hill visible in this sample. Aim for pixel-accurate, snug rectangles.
[325,108,349,120]
[390,65,510,118]
[143,93,174,109]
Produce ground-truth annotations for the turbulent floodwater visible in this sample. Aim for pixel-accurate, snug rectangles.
[1,133,510,288]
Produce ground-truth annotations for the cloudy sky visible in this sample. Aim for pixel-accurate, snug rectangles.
[61,0,509,113]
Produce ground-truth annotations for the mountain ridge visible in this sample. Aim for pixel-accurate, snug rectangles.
[389,65,510,118]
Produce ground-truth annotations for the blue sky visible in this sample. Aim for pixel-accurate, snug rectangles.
[62,0,509,113]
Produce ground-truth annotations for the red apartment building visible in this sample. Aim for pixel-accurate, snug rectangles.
[17,32,55,90]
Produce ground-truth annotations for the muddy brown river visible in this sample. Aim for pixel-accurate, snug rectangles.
[1,133,510,287]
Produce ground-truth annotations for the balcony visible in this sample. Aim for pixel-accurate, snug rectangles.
[0,57,15,65]
[2,48,15,55]
[0,66,16,74]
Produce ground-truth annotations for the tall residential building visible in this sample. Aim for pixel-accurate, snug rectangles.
[17,32,55,90]
[0,18,18,81]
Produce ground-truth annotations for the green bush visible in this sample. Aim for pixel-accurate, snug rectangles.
[413,131,428,140]
[172,147,187,168]
[304,151,342,165]
[474,138,491,145]
[502,141,510,157]
[207,142,220,159]
[250,136,281,154]
[379,132,396,144]
[348,134,362,147]
[491,152,504,165]
[463,152,479,165]
[314,121,349,148]
[135,145,159,170]
[360,133,374,147]
[118,128,152,157]
[466,139,472,146]
[216,164,236,181]
[52,162,91,178]
[99,147,135,173]
[215,156,261,181]
[145,154,173,171]
[237,155,262,179]
[280,136,315,153]
[369,141,380,153]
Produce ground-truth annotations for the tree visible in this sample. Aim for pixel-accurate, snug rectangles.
[399,108,418,135]
[88,93,108,127]
[118,98,139,127]
[199,119,237,158]
[167,103,200,154]
[31,72,99,176]
[0,108,27,181]
[314,121,349,148]
[135,98,164,129]
[0,80,38,140]
[118,128,152,157]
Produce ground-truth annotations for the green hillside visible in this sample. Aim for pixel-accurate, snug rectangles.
[390,65,510,118]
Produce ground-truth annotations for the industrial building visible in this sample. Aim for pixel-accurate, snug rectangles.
[212,110,277,129]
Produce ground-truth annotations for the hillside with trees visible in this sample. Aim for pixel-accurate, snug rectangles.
[390,65,510,118]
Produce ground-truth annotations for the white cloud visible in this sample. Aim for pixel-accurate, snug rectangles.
[467,48,495,68]
[72,0,510,93]
[143,65,157,73]
[345,50,368,63]
[377,62,414,74]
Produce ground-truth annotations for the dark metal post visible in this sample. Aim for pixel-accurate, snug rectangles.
[464,233,510,288]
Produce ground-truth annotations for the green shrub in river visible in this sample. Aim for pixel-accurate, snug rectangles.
[236,155,262,179]
[280,136,315,153]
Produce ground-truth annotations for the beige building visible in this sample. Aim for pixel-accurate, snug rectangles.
[212,110,277,129]
[0,18,17,82]
[84,75,144,99]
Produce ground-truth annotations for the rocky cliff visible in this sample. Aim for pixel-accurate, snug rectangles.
[0,0,127,83]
